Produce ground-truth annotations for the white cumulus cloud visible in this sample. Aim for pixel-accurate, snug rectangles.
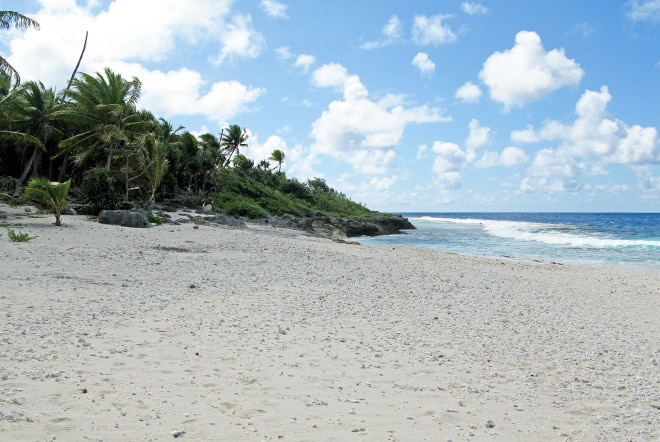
[479,31,584,110]
[431,141,466,188]
[455,81,482,103]
[294,54,316,73]
[527,86,659,165]
[412,14,457,46]
[500,146,529,167]
[514,86,659,193]
[466,118,491,151]
[310,63,450,175]
[213,14,265,65]
[412,52,435,75]
[116,62,264,126]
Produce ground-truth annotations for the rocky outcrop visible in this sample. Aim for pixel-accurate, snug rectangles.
[259,214,415,239]
[98,210,150,228]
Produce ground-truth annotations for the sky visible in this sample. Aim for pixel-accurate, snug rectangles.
[1,0,659,212]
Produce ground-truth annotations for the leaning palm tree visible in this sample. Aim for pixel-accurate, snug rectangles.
[0,11,40,90]
[268,149,286,172]
[10,81,64,184]
[23,177,71,226]
[0,80,45,190]
[220,124,248,167]
[55,67,152,172]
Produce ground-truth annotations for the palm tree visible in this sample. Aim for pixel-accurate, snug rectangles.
[268,149,286,172]
[10,81,64,184]
[55,67,152,172]
[1,11,40,90]
[141,133,168,207]
[220,125,248,167]
[23,177,70,226]
[0,78,45,186]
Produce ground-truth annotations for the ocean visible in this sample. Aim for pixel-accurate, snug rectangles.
[359,213,660,270]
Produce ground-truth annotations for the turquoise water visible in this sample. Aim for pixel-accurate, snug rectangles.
[359,213,660,269]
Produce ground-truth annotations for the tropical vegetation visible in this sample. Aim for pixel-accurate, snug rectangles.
[0,9,386,223]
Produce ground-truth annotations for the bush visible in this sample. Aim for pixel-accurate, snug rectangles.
[148,213,163,225]
[220,196,267,218]
[80,167,122,215]
[279,179,310,199]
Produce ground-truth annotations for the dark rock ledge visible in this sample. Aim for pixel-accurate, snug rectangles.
[253,214,416,239]
[150,207,415,239]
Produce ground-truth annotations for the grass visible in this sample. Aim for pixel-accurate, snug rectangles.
[6,227,37,242]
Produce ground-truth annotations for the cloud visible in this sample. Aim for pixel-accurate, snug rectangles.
[347,149,397,175]
[411,14,457,46]
[515,86,659,193]
[113,62,264,126]
[635,165,660,191]
[427,119,492,186]
[3,0,267,127]
[510,125,540,143]
[477,146,530,169]
[278,47,316,72]
[478,31,584,110]
[7,0,274,87]
[244,133,288,165]
[500,146,529,167]
[461,2,489,15]
[213,14,265,64]
[475,151,500,168]
[276,46,294,60]
[528,86,659,164]
[361,15,403,49]
[412,52,435,75]
[309,63,450,174]
[294,54,316,73]
[627,0,660,22]
[522,149,583,193]
[260,0,288,19]
[311,63,350,90]
[431,141,466,188]
[465,118,491,151]
[369,176,398,191]
[455,81,482,103]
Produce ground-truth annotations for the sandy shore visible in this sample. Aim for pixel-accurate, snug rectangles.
[1,206,658,441]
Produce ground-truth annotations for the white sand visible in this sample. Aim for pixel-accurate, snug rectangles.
[1,206,659,441]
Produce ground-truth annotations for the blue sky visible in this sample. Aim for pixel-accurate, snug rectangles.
[2,0,659,212]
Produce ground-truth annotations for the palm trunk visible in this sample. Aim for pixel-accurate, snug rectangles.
[18,145,39,185]
[57,153,69,182]
[105,150,113,172]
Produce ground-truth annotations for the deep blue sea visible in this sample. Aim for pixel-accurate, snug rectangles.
[359,213,660,269]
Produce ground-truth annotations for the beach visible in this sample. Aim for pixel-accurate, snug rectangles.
[1,206,659,441]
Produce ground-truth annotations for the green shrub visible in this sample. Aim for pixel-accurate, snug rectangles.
[148,213,163,225]
[220,197,267,218]
[279,179,310,199]
[6,227,36,242]
[80,166,122,215]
